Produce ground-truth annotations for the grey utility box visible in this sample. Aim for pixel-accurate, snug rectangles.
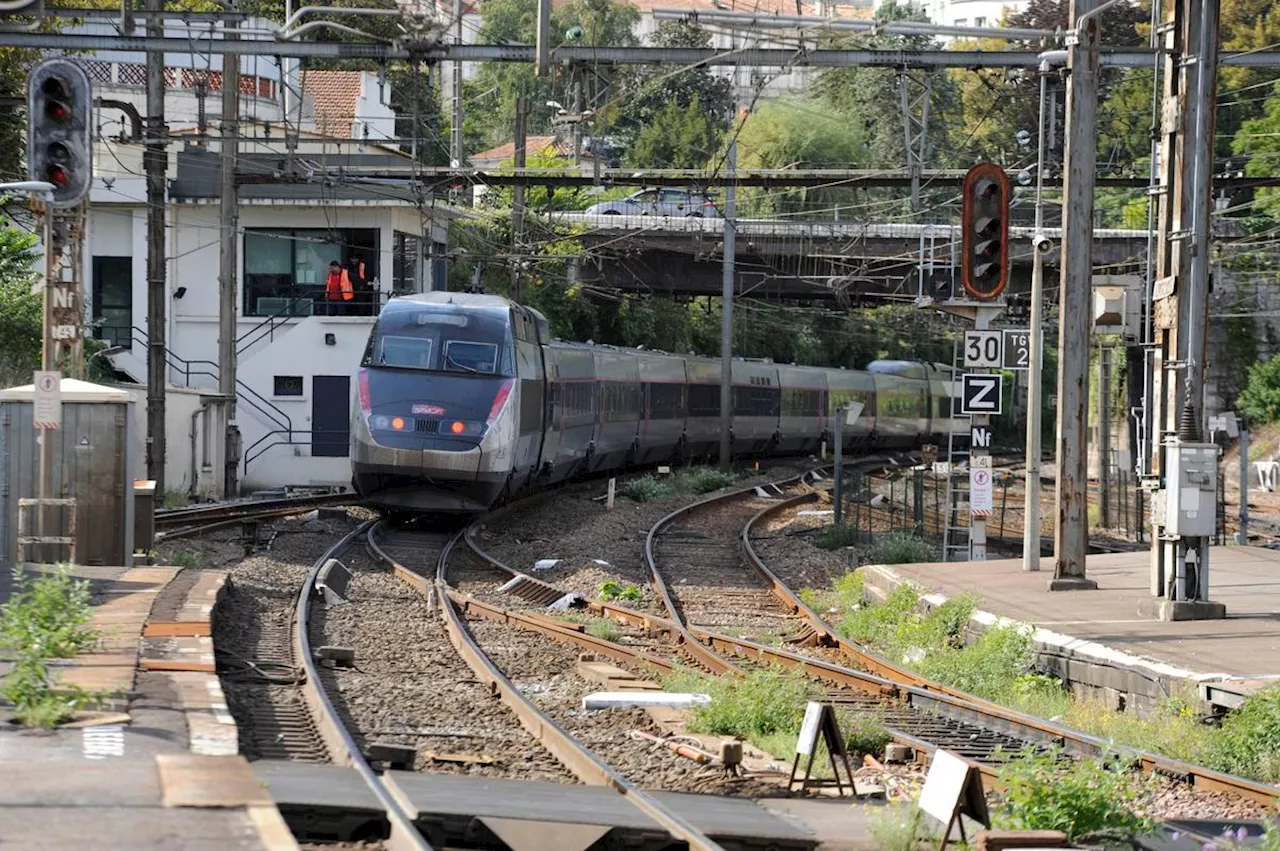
[0,378,136,567]
[1163,442,1218,538]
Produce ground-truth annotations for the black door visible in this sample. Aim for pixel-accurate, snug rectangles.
[312,375,351,457]
[92,257,132,348]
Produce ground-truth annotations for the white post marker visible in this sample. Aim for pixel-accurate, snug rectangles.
[33,370,61,430]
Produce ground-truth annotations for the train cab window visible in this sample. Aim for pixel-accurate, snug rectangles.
[443,341,499,373]
[378,336,433,369]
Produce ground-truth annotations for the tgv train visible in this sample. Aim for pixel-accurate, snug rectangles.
[351,292,968,513]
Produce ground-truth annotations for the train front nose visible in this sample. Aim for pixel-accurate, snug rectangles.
[352,372,515,512]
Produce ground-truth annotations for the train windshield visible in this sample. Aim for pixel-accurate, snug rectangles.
[364,304,515,377]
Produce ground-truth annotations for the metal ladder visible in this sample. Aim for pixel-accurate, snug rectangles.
[942,334,971,562]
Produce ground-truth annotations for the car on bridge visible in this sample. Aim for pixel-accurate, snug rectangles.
[584,188,719,217]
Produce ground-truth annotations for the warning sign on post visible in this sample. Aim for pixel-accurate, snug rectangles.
[33,370,61,430]
[969,466,993,516]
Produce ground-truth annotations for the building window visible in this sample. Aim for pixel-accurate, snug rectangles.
[973,16,986,25]
[432,241,448,292]
[92,256,132,349]
[274,375,304,397]
[243,228,380,317]
[392,231,421,294]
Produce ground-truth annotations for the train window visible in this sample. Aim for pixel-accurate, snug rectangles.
[377,336,433,369]
[649,384,684,420]
[443,341,499,374]
[688,384,719,417]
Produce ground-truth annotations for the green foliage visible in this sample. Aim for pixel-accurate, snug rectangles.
[170,551,201,569]
[666,665,818,742]
[813,523,860,551]
[678,468,738,494]
[842,711,891,757]
[628,97,725,170]
[995,747,1158,841]
[618,475,673,502]
[868,800,929,851]
[0,565,99,659]
[0,565,103,728]
[0,224,42,386]
[596,580,643,602]
[1204,683,1280,783]
[869,532,933,565]
[1238,356,1280,423]
[585,618,620,642]
[918,623,1035,699]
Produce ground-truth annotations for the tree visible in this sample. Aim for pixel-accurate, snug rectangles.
[1238,354,1280,423]
[466,0,639,150]
[387,66,450,167]
[813,0,959,171]
[615,21,733,166]
[732,99,868,216]
[0,223,42,386]
[1234,79,1280,219]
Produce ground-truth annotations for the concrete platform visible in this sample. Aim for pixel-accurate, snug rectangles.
[862,546,1280,713]
[0,564,295,850]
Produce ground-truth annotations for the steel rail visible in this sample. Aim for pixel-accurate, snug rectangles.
[364,522,729,851]
[155,491,353,527]
[296,522,435,851]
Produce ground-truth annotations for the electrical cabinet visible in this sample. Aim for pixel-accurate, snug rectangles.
[1164,442,1218,537]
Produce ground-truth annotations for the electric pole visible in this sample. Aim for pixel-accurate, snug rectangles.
[1051,0,1101,591]
[718,131,737,472]
[450,0,464,173]
[510,94,527,302]
[144,0,167,497]
[220,20,241,497]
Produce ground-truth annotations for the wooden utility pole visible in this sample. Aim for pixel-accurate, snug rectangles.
[144,0,167,496]
[1051,0,1101,591]
[220,20,241,497]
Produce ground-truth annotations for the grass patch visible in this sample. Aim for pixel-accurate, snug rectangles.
[618,466,743,503]
[994,747,1158,841]
[618,475,674,502]
[813,522,859,551]
[585,618,620,642]
[869,531,933,564]
[666,665,819,744]
[162,491,190,509]
[676,468,739,494]
[868,801,931,851]
[0,565,105,727]
[1203,683,1280,783]
[170,551,201,569]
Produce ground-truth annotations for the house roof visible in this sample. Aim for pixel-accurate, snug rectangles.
[302,70,363,136]
[472,135,571,163]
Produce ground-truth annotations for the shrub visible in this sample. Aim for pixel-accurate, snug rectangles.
[171,551,201,569]
[0,565,103,727]
[840,583,920,648]
[1239,356,1280,424]
[667,666,818,742]
[919,623,1035,701]
[813,522,859,551]
[678,468,739,494]
[619,475,673,502]
[870,532,932,565]
[1205,683,1280,783]
[868,800,929,851]
[842,711,891,757]
[995,747,1158,841]
[596,580,644,602]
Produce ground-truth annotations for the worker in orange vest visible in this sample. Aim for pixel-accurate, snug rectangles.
[325,260,353,315]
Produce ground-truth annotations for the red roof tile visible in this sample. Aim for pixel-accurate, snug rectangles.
[472,135,571,162]
[302,70,363,136]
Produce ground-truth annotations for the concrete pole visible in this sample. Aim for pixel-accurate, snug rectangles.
[144,0,167,497]
[1051,0,1100,591]
[451,0,463,171]
[1239,419,1249,543]
[534,0,551,77]
[718,133,737,472]
[219,22,240,497]
[833,408,844,526]
[1100,342,1112,526]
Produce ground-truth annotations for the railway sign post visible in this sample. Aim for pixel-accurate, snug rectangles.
[963,306,1005,560]
[964,331,1002,368]
[960,374,1003,415]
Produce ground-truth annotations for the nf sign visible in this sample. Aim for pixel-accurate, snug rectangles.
[960,374,1003,415]
[970,425,992,448]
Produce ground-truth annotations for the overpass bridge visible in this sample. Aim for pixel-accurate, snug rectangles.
[544,213,1149,304]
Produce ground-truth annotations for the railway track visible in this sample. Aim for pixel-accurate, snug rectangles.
[366,521,732,851]
[455,462,1280,813]
[155,490,356,540]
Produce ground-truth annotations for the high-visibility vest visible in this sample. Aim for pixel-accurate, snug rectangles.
[326,269,353,301]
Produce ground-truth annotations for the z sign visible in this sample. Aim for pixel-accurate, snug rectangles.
[960,374,1003,415]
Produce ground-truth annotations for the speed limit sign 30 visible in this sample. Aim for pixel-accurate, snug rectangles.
[964,331,1002,368]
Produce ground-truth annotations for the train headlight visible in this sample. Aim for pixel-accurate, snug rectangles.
[373,415,389,429]
[449,420,466,435]
[391,416,406,431]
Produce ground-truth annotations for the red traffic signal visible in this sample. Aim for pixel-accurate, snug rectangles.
[27,59,93,208]
[961,163,1011,301]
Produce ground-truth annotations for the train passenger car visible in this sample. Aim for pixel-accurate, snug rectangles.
[824,368,877,450]
[636,352,688,466]
[353,293,955,514]
[924,362,968,445]
[776,364,826,454]
[731,359,782,455]
[866,360,932,446]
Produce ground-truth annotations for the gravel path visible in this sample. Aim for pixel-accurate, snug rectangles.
[464,614,784,797]
[467,463,809,616]
[315,544,578,783]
